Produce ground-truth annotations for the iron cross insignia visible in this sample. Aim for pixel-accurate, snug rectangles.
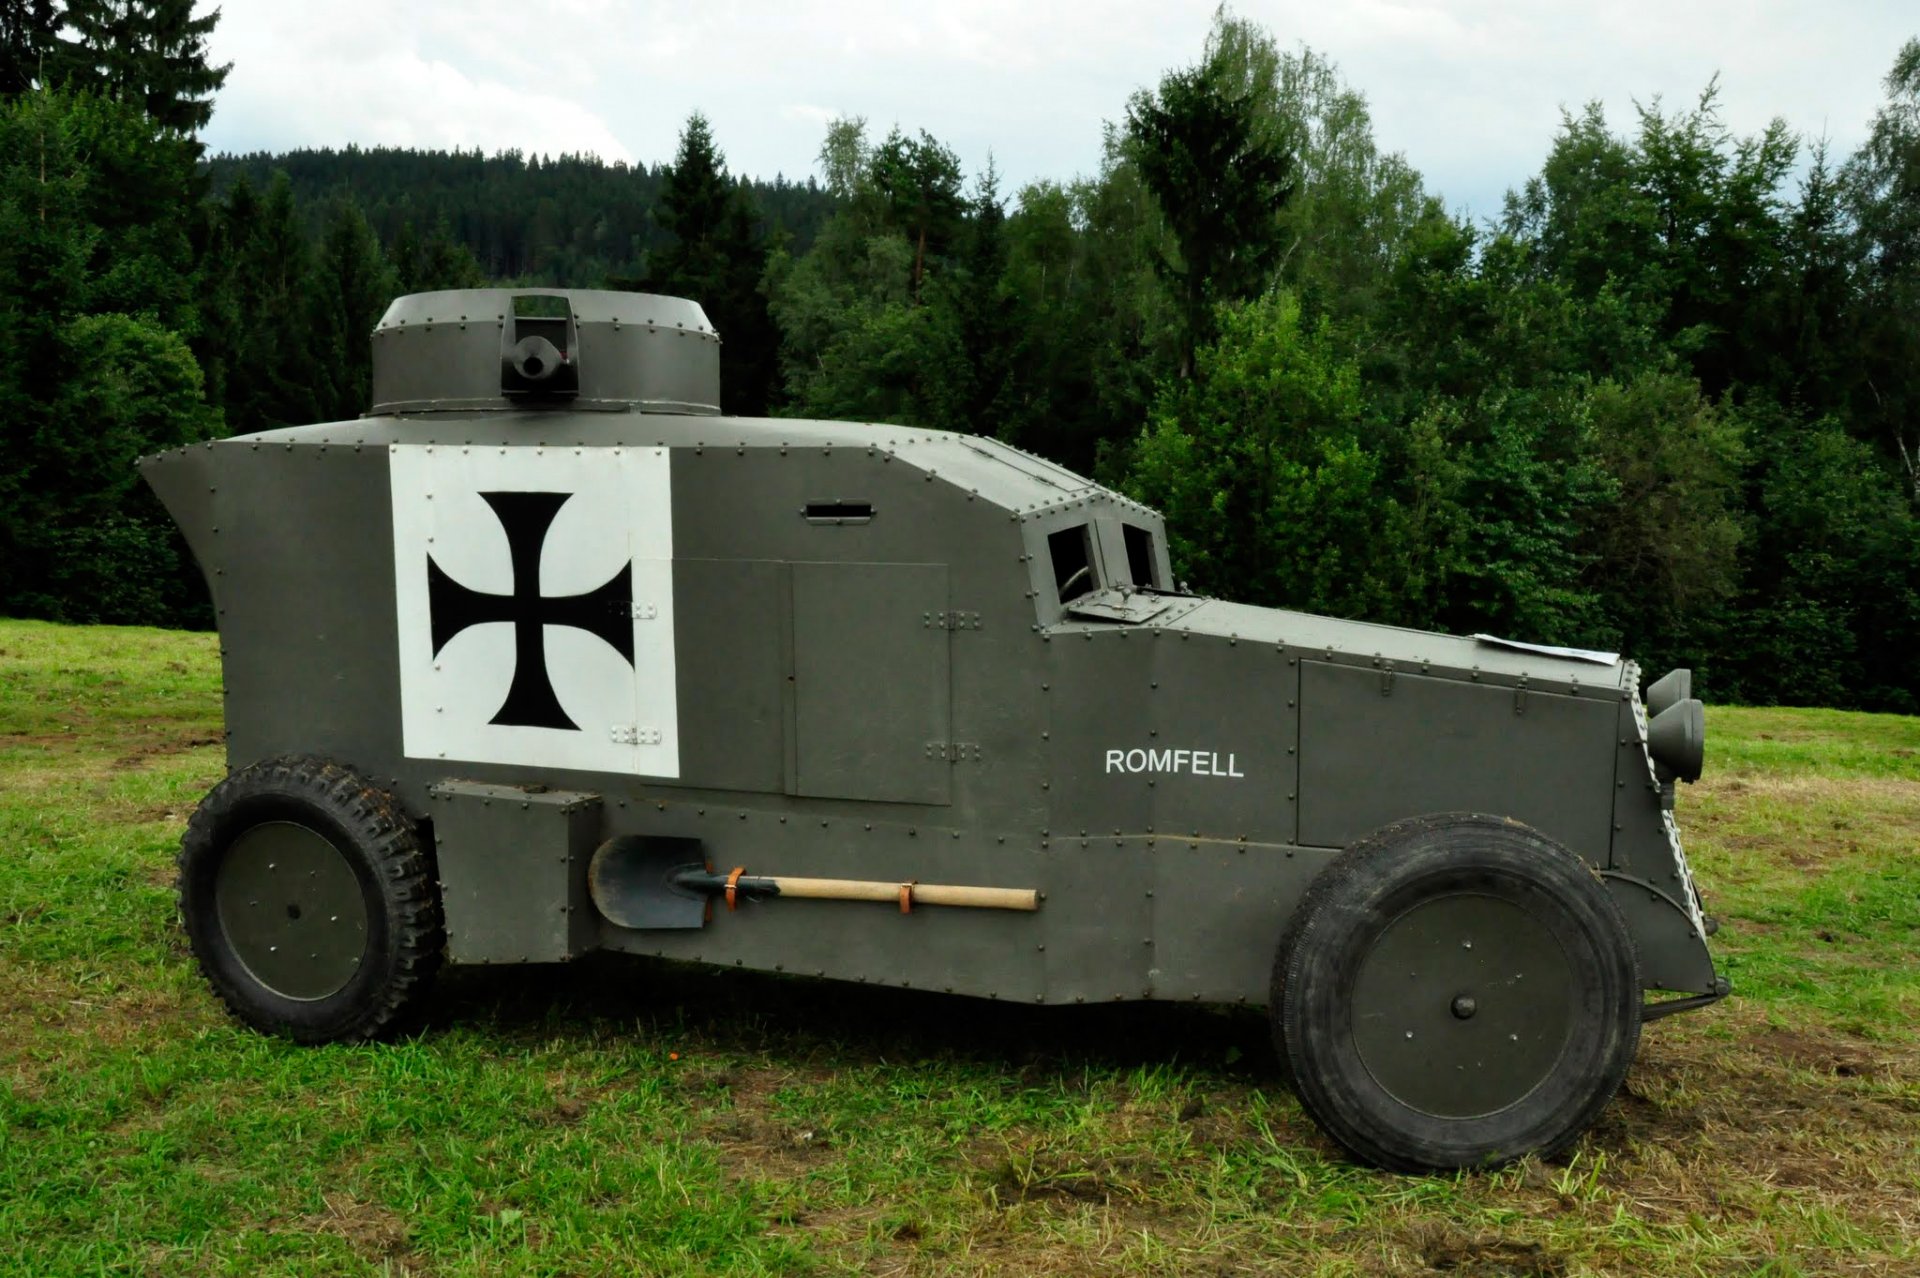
[425,490,634,730]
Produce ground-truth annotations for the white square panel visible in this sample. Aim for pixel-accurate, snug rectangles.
[390,444,678,777]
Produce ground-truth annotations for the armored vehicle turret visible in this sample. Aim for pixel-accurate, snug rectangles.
[143,289,1727,1170]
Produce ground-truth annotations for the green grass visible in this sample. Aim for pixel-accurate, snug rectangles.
[1705,704,1920,780]
[2,617,1917,1276]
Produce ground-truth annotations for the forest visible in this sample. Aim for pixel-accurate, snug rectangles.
[3,2,1919,711]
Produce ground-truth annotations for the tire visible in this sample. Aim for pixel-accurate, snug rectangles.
[178,755,444,1043]
[1272,813,1640,1171]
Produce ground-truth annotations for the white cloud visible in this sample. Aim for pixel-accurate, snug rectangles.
[207,1,635,162]
[781,104,842,127]
[200,0,1919,212]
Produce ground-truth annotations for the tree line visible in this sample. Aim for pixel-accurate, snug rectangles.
[3,3,1918,710]
[205,146,838,290]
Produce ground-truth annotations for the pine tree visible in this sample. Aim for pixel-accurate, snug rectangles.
[309,197,397,422]
[0,0,60,95]
[952,160,1016,428]
[625,112,777,415]
[1846,37,1920,503]
[389,216,487,293]
[217,173,320,432]
[57,0,228,138]
[1126,60,1293,376]
[0,88,217,624]
[867,129,965,299]
[647,113,733,288]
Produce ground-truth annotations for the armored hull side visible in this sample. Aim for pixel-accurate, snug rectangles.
[143,405,1715,1006]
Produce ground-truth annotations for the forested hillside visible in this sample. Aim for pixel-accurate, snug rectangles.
[3,3,1918,711]
[202,148,839,286]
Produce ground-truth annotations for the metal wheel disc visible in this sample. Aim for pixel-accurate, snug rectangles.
[213,821,370,1001]
[1348,891,1575,1120]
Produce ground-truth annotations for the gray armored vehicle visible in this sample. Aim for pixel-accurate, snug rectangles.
[143,288,1727,1170]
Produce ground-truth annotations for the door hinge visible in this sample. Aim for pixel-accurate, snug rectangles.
[924,610,982,631]
[610,725,663,746]
[925,741,983,763]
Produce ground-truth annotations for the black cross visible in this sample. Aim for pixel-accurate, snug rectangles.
[426,490,634,731]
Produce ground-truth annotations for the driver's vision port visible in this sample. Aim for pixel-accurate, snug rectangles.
[1048,526,1095,603]
[1124,524,1157,587]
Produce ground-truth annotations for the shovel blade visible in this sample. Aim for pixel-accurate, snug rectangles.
[587,835,709,930]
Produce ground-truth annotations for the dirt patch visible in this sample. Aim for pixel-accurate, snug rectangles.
[537,1067,634,1127]
[987,1143,1163,1207]
[703,1107,837,1176]
[1584,1010,1920,1237]
[111,733,224,771]
[97,770,224,829]
[1421,1226,1568,1277]
[0,730,87,748]
[296,1194,425,1272]
[1701,772,1920,807]
[666,1061,847,1182]
[1751,1027,1882,1079]
[0,962,212,1096]
[763,1200,894,1257]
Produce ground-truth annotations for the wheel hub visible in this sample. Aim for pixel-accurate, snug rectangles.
[1349,892,1575,1120]
[214,821,369,1001]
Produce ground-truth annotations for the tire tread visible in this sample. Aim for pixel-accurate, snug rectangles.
[178,755,444,1043]
[1271,812,1641,1171]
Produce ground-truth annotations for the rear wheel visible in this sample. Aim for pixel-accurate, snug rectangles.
[178,756,443,1043]
[1273,813,1640,1170]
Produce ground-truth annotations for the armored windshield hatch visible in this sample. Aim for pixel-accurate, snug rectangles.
[1064,588,1173,624]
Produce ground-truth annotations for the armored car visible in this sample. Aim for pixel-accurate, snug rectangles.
[143,289,1727,1170]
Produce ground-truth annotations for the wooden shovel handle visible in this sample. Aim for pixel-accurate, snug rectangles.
[766,876,1039,912]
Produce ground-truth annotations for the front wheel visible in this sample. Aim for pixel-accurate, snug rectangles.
[178,755,444,1043]
[1273,813,1640,1171]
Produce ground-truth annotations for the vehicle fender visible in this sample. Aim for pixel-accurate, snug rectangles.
[1600,871,1718,994]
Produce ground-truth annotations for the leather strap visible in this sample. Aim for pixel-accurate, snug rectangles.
[725,866,746,912]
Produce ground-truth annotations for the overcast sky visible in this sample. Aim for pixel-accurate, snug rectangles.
[200,1,1916,222]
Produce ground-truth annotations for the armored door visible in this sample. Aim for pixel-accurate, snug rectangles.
[791,561,951,805]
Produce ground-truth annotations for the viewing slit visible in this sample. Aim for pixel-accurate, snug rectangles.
[804,500,873,524]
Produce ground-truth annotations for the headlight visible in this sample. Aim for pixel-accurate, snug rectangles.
[1648,697,1705,782]
[1647,667,1693,717]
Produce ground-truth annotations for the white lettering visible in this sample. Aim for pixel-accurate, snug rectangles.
[1101,745,1248,778]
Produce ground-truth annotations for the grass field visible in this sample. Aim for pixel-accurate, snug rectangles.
[2,617,1916,1277]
